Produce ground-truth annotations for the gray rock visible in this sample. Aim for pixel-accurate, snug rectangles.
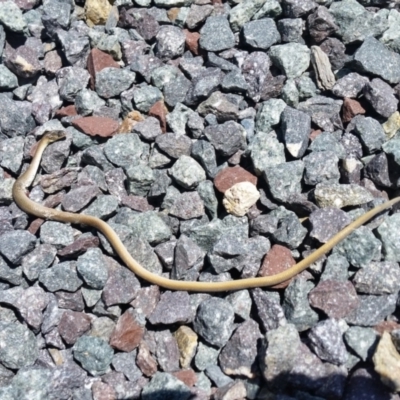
[270,207,307,249]
[281,106,311,158]
[377,213,400,262]
[308,319,348,365]
[170,155,206,189]
[0,0,27,32]
[150,65,180,90]
[169,191,205,220]
[186,4,213,29]
[73,335,114,376]
[278,18,304,43]
[0,321,38,369]
[164,73,191,107]
[133,117,162,142]
[56,66,90,102]
[363,78,398,118]
[155,26,185,61]
[173,234,205,280]
[242,18,281,50]
[42,0,71,39]
[229,0,267,32]
[283,278,319,331]
[251,289,286,332]
[12,367,54,400]
[219,319,262,378]
[0,256,22,286]
[0,230,36,265]
[149,291,193,324]
[297,95,342,132]
[155,132,192,159]
[255,98,286,133]
[75,89,106,116]
[133,85,163,113]
[353,261,400,295]
[39,261,83,292]
[221,69,248,94]
[195,341,220,371]
[262,323,301,388]
[330,0,388,45]
[334,226,381,268]
[142,372,191,400]
[41,135,72,174]
[343,326,378,361]
[112,350,142,382]
[205,365,233,388]
[200,16,235,52]
[154,329,179,372]
[0,65,18,90]
[197,180,218,218]
[307,6,337,43]
[321,253,349,282]
[95,68,136,99]
[204,121,246,157]
[253,0,282,19]
[263,160,304,202]
[126,164,154,196]
[57,28,90,68]
[0,94,36,138]
[197,91,239,122]
[193,297,235,348]
[309,207,351,244]
[104,133,146,169]
[303,150,340,186]
[309,131,346,159]
[331,72,369,98]
[82,195,119,219]
[0,136,24,174]
[282,0,316,17]
[225,290,252,321]
[76,248,108,290]
[345,293,397,326]
[269,42,310,78]
[191,139,218,177]
[353,36,400,84]
[249,131,285,175]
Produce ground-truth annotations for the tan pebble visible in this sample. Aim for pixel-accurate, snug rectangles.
[373,331,400,392]
[85,0,112,27]
[383,111,400,139]
[174,326,198,369]
[223,181,260,217]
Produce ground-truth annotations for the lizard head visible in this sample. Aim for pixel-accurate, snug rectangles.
[43,130,67,143]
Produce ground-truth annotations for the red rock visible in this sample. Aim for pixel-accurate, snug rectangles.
[109,310,144,352]
[28,218,44,235]
[172,369,198,387]
[57,236,100,258]
[92,381,116,400]
[342,97,366,123]
[87,48,120,89]
[58,310,91,345]
[136,340,158,377]
[214,165,258,194]
[149,100,168,133]
[72,116,119,138]
[121,194,154,212]
[184,30,200,56]
[309,279,360,319]
[258,244,295,289]
[55,105,77,118]
[374,321,400,336]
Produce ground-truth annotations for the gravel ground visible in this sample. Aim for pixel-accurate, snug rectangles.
[1,0,400,398]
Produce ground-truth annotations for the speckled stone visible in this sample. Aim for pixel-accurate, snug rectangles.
[377,214,400,262]
[142,372,192,400]
[345,294,397,327]
[58,310,91,345]
[283,278,319,332]
[76,248,109,290]
[219,319,262,378]
[40,221,74,249]
[193,297,234,348]
[344,326,378,362]
[308,318,348,365]
[73,335,114,376]
[170,155,206,189]
[39,262,83,293]
[334,226,381,268]
[112,350,142,382]
[0,321,38,369]
[309,207,351,243]
[149,291,194,325]
[154,329,180,372]
[169,191,205,220]
[0,230,36,265]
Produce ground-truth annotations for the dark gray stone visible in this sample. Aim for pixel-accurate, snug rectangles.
[303,150,340,186]
[0,230,36,265]
[200,16,235,52]
[242,19,281,50]
[76,248,108,290]
[193,297,234,348]
[155,132,192,159]
[39,261,83,292]
[155,26,185,61]
[278,18,304,43]
[363,78,398,118]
